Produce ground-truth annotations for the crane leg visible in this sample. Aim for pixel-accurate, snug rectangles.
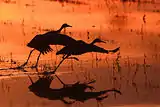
[52,54,69,74]
[37,54,69,86]
[32,52,41,68]
[27,75,34,84]
[50,55,69,86]
[54,74,66,86]
[19,49,35,68]
[108,47,120,53]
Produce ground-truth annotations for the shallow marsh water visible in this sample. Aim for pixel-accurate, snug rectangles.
[0,0,160,107]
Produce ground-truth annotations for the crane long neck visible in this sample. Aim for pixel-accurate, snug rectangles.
[57,26,64,33]
[90,39,97,45]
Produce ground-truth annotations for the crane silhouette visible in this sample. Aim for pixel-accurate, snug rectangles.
[49,38,120,74]
[28,75,121,104]
[56,38,120,56]
[19,23,76,68]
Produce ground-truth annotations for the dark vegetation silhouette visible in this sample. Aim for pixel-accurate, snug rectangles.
[45,0,88,5]
[19,23,77,68]
[121,0,136,2]
[120,0,156,4]
[28,75,122,104]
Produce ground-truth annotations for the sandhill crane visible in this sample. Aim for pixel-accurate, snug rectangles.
[50,38,120,74]
[20,23,76,68]
[56,38,120,56]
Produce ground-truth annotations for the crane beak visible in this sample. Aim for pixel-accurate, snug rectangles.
[100,40,106,43]
[67,25,72,27]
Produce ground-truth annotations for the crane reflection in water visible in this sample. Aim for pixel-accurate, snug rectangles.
[28,74,122,104]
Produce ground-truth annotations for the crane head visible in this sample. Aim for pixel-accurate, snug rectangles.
[62,23,72,28]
